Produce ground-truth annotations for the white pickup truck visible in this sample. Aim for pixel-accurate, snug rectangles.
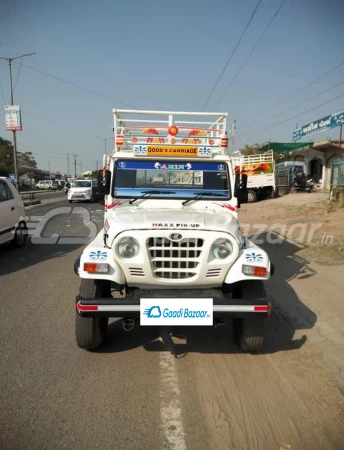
[74,109,274,353]
[0,177,27,247]
[232,150,275,202]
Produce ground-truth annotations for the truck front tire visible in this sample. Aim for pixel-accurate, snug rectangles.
[234,280,269,352]
[247,189,258,203]
[76,279,110,350]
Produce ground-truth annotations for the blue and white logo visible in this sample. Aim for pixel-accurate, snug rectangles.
[185,163,192,170]
[143,306,162,318]
[199,147,212,157]
[134,145,147,155]
[245,252,263,263]
[89,250,108,261]
[118,162,126,169]
[141,298,213,326]
[154,162,161,169]
[218,164,225,171]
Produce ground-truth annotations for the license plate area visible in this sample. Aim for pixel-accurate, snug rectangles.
[140,298,213,325]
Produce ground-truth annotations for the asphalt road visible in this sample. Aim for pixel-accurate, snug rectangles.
[0,199,343,450]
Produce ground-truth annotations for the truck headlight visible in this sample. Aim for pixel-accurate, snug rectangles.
[212,238,233,259]
[117,237,139,258]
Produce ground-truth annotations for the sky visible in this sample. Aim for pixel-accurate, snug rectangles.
[0,0,344,175]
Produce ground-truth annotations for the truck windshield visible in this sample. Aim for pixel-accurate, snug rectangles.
[113,160,230,200]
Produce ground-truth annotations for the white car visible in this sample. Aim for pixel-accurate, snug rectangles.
[68,179,94,203]
[0,177,27,247]
[36,180,57,190]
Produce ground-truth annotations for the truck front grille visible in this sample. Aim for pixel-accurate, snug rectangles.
[147,237,204,279]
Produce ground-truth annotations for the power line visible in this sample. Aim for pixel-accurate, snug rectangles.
[14,61,137,108]
[213,0,286,110]
[20,129,72,154]
[17,141,64,156]
[237,91,344,138]
[200,0,263,112]
[272,78,344,119]
[13,57,23,93]
[240,60,344,120]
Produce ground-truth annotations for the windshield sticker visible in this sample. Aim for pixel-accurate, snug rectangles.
[116,160,227,172]
[153,162,192,170]
[152,223,201,228]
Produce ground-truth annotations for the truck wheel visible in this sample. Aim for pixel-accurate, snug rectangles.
[234,280,269,352]
[247,189,258,203]
[76,279,110,350]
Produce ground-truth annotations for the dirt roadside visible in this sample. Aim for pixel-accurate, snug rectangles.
[239,192,344,393]
[239,192,344,265]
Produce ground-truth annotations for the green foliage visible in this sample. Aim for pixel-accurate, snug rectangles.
[0,137,13,176]
[0,136,37,176]
[238,143,262,156]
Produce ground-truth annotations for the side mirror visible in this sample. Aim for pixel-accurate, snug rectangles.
[234,173,248,205]
[97,169,111,196]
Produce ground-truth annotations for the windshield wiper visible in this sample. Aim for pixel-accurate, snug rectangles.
[182,192,226,206]
[129,190,176,205]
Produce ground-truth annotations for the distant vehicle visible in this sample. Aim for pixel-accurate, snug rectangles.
[275,160,307,175]
[293,171,316,192]
[35,180,58,190]
[68,179,95,203]
[0,177,27,247]
[56,180,66,190]
[232,150,275,203]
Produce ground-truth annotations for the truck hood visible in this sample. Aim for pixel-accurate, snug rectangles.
[105,206,241,243]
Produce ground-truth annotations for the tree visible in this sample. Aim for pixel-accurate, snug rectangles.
[0,137,13,176]
[18,151,37,176]
[0,136,37,176]
[238,143,263,156]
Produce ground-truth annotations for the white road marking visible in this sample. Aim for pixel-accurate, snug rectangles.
[159,350,187,450]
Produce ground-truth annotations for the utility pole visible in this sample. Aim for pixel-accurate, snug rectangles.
[48,161,51,179]
[95,160,99,171]
[96,137,112,156]
[79,160,83,176]
[66,154,70,176]
[231,120,236,154]
[0,52,35,191]
[72,153,78,177]
[339,124,342,149]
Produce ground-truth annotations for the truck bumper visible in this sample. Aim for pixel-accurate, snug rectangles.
[76,289,271,319]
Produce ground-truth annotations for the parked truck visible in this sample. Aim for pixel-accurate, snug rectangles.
[232,150,275,202]
[74,109,274,352]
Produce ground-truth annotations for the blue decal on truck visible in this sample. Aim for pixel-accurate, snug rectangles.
[245,252,263,263]
[89,250,108,261]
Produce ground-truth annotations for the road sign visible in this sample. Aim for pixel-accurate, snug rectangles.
[4,105,22,131]
[9,173,16,182]
[293,110,344,141]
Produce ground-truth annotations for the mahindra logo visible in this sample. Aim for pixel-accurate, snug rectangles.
[169,233,183,241]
